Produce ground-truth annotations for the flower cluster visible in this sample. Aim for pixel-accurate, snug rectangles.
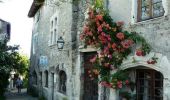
[80,6,151,90]
[147,56,158,64]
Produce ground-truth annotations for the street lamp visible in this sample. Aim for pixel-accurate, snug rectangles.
[57,36,65,50]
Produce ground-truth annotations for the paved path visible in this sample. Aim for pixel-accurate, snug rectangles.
[5,88,38,100]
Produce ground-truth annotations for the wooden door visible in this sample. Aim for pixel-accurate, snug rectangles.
[83,52,98,100]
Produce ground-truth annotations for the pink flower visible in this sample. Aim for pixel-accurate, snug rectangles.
[96,14,103,21]
[100,82,112,88]
[97,25,103,32]
[116,32,124,40]
[98,35,107,44]
[86,31,93,36]
[136,49,144,56]
[80,34,84,40]
[106,35,111,41]
[121,39,134,49]
[147,60,156,64]
[121,41,130,49]
[96,21,100,27]
[105,24,110,29]
[90,56,97,63]
[112,43,117,49]
[117,81,122,88]
[125,80,129,85]
[108,43,111,48]
[127,39,134,46]
[83,25,89,33]
[104,47,109,54]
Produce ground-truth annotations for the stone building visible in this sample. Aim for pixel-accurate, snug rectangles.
[0,19,10,42]
[28,0,170,100]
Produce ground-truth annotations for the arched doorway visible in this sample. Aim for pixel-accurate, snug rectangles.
[59,70,67,94]
[122,67,163,100]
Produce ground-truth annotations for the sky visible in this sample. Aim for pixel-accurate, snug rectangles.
[0,0,33,57]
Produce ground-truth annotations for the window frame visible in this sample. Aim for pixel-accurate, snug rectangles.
[136,69,163,100]
[137,0,164,22]
[45,70,48,87]
[49,12,58,46]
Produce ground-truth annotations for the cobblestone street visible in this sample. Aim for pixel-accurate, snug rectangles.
[5,88,38,100]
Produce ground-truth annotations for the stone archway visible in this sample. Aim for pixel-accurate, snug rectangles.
[119,66,164,100]
[118,52,170,100]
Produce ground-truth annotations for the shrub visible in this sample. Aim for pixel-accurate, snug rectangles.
[38,95,46,100]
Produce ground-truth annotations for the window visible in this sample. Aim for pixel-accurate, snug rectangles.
[54,29,57,42]
[137,0,164,21]
[49,12,58,46]
[100,86,110,100]
[136,69,163,100]
[50,31,53,44]
[55,17,57,25]
[40,72,42,86]
[59,70,67,94]
[45,70,48,87]
[6,24,10,39]
[32,33,38,54]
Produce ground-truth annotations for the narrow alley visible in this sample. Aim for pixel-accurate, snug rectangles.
[5,88,37,100]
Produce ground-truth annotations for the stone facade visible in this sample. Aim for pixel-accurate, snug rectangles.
[28,0,170,100]
[0,19,10,42]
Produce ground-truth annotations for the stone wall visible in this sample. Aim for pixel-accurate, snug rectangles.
[29,0,170,100]
[29,0,74,100]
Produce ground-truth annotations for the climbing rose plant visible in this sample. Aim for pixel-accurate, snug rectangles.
[80,3,151,89]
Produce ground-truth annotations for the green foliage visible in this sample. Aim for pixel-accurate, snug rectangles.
[0,95,5,100]
[23,78,28,88]
[0,69,9,96]
[62,97,68,100]
[0,40,29,96]
[119,91,132,100]
[38,95,46,100]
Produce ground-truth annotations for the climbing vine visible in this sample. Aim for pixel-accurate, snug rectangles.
[80,0,151,91]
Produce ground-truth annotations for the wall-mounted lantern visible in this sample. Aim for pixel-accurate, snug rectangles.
[57,36,65,50]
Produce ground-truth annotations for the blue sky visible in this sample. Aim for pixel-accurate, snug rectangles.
[0,0,33,57]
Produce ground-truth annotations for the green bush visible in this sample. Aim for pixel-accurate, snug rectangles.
[63,97,68,100]
[23,78,28,88]
[0,95,6,100]
[0,69,9,96]
[38,95,46,100]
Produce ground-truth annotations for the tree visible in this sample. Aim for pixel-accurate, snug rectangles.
[0,40,29,97]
